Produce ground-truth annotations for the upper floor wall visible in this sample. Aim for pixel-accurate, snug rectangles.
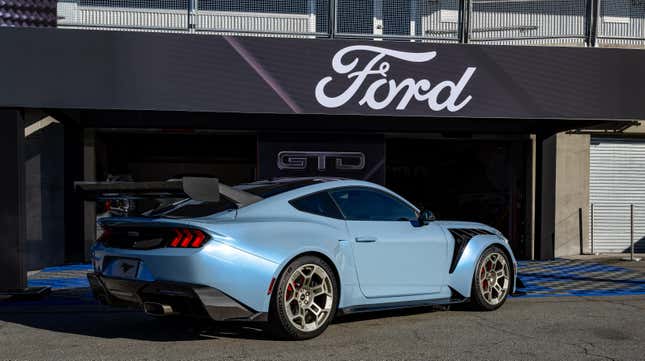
[49,0,645,48]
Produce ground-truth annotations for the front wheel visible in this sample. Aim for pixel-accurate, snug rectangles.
[469,246,511,311]
[268,255,338,340]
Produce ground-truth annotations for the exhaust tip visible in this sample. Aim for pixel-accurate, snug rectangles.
[143,302,176,316]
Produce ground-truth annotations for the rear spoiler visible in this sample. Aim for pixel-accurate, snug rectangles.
[74,177,262,208]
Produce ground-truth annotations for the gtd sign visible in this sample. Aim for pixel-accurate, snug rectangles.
[277,151,366,171]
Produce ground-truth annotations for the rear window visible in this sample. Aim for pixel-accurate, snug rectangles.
[145,179,331,219]
[289,192,343,219]
[161,199,237,218]
[238,179,324,198]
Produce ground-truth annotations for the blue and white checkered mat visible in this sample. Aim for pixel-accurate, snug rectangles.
[2,259,645,306]
[514,259,645,298]
[28,264,94,290]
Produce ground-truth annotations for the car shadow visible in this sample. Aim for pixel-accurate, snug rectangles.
[0,309,278,341]
[0,288,458,342]
[0,289,274,342]
[0,289,478,342]
[333,305,442,324]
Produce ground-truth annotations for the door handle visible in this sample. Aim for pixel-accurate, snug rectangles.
[355,237,377,243]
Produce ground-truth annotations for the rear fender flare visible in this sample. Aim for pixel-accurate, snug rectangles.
[263,246,346,312]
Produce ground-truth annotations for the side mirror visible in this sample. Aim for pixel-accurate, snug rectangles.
[418,209,436,226]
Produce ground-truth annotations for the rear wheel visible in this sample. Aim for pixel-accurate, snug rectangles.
[269,255,338,340]
[470,246,511,311]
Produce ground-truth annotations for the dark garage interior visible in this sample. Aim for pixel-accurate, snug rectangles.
[91,129,533,260]
[96,131,258,185]
[386,137,532,259]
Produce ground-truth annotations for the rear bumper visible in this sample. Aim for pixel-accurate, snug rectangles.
[87,273,267,322]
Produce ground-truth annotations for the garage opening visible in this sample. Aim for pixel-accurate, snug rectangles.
[386,137,532,259]
[93,130,534,259]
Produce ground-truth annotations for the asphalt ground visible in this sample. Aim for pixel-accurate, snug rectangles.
[1,258,644,360]
[1,295,644,360]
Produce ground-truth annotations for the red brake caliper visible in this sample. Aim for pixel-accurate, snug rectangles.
[480,266,488,290]
[286,284,294,301]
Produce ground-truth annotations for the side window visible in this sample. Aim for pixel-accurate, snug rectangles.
[330,188,418,221]
[289,192,344,219]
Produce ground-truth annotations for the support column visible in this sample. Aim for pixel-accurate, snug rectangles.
[328,0,336,38]
[534,132,591,260]
[536,134,557,260]
[527,135,537,260]
[0,109,26,290]
[458,0,471,43]
[586,0,600,47]
[83,129,96,262]
[63,121,85,263]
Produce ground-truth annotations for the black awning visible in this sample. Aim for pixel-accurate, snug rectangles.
[1,27,644,122]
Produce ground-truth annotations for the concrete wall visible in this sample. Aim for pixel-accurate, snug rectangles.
[554,133,590,257]
[540,132,590,258]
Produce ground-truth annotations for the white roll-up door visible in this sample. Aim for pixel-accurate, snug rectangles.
[590,137,645,253]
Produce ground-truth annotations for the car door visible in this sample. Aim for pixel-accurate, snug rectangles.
[330,187,449,298]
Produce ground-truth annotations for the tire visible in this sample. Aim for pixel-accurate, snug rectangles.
[268,255,339,340]
[469,246,512,311]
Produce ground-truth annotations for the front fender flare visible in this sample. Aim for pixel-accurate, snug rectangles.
[447,235,517,298]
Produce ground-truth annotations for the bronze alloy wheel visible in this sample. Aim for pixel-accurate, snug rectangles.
[470,246,511,310]
[269,255,338,340]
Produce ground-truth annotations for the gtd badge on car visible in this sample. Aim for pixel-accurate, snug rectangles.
[315,45,476,112]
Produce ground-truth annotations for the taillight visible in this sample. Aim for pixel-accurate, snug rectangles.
[97,226,111,244]
[167,228,209,248]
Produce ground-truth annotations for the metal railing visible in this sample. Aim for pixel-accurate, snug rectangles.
[590,203,645,255]
[54,0,645,47]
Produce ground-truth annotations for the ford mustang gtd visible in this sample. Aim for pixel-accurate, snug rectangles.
[78,177,517,340]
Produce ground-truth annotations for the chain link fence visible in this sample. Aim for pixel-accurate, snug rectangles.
[55,0,645,46]
[334,0,460,42]
[590,203,645,254]
[597,0,645,48]
[195,0,328,37]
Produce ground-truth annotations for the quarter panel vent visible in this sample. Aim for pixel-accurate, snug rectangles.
[448,228,493,273]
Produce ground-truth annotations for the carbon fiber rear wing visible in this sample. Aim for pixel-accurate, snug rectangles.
[74,177,262,208]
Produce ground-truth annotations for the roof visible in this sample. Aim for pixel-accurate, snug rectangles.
[235,177,346,198]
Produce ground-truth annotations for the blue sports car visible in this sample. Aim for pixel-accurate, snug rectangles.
[79,177,517,340]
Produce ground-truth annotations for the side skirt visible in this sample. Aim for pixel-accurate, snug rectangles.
[336,297,469,316]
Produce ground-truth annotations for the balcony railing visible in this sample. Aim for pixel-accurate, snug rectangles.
[54,0,645,47]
